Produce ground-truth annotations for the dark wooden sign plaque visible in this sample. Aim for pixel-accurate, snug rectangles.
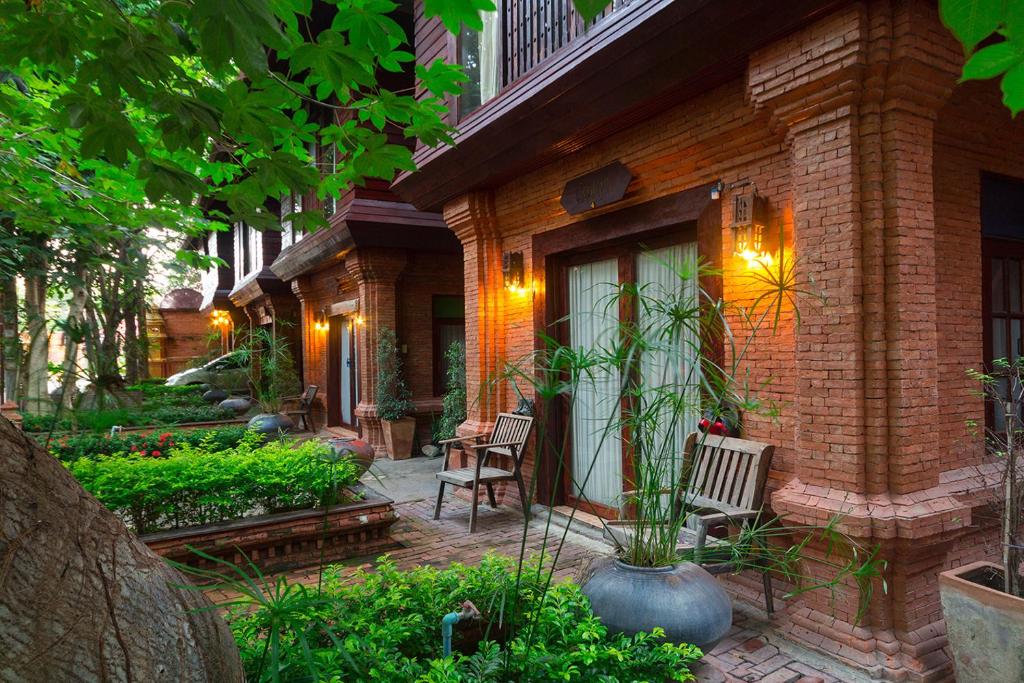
[560,161,633,215]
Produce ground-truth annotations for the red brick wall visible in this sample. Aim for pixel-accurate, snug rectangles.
[297,249,464,444]
[160,310,214,363]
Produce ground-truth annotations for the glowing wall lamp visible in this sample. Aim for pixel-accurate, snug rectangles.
[503,251,527,295]
[313,310,329,333]
[731,190,774,267]
[210,309,232,328]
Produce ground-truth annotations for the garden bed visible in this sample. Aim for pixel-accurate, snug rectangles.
[142,485,398,574]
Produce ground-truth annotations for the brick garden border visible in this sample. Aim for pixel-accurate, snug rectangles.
[141,485,399,575]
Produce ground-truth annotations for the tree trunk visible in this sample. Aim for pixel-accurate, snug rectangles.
[137,281,150,381]
[59,282,87,412]
[0,415,244,681]
[0,277,19,403]
[124,293,139,386]
[23,269,50,415]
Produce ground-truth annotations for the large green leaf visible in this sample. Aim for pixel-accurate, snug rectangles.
[940,0,1003,52]
[962,41,1024,81]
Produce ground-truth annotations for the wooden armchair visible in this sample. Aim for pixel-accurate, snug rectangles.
[433,413,535,532]
[282,384,319,433]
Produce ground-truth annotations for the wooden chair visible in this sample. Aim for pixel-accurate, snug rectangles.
[433,413,535,533]
[282,384,319,432]
[607,432,776,612]
[677,432,776,612]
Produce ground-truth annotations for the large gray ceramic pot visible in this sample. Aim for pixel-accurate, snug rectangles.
[247,413,295,435]
[582,560,732,652]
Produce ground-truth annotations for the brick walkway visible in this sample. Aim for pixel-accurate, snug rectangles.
[260,493,864,683]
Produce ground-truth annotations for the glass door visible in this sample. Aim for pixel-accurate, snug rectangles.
[562,242,699,518]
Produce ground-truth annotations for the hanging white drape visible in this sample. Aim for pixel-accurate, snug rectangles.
[569,259,621,507]
[636,244,700,499]
[479,8,501,104]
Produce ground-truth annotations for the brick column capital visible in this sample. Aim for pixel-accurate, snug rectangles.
[443,191,500,245]
[345,248,407,285]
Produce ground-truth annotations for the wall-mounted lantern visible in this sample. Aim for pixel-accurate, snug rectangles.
[210,309,232,328]
[503,251,527,294]
[314,310,329,333]
[731,189,774,267]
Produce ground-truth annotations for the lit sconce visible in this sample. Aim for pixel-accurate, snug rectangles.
[731,189,774,268]
[353,314,365,326]
[210,309,232,328]
[503,251,528,295]
[313,310,329,333]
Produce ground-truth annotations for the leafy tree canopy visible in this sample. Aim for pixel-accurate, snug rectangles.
[941,0,1024,115]
[0,0,484,269]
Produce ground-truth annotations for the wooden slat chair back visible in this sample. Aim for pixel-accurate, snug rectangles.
[433,413,535,533]
[677,431,776,613]
[282,384,319,432]
[682,432,774,512]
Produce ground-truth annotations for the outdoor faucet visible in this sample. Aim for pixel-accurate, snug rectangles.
[440,600,480,657]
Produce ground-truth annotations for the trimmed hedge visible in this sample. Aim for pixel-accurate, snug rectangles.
[67,433,356,534]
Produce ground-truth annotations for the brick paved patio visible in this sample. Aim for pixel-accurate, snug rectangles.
[254,488,866,683]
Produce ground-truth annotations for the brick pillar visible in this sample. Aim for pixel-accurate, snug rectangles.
[747,4,966,681]
[444,192,508,438]
[346,248,407,453]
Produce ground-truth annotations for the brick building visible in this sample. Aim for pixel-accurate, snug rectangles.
[146,288,213,378]
[392,0,1024,680]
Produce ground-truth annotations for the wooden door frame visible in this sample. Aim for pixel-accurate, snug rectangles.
[530,183,721,512]
[327,315,358,429]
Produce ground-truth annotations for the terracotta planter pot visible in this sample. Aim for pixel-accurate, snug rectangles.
[940,561,1024,681]
[582,559,732,652]
[381,417,415,460]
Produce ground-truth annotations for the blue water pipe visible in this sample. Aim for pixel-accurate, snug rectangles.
[441,611,461,657]
[441,600,480,658]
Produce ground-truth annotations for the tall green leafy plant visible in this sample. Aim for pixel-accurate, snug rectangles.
[435,341,467,441]
[235,326,301,414]
[375,326,413,422]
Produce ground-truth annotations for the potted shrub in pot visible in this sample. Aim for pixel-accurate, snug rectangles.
[376,326,415,460]
[427,341,467,457]
[940,358,1024,681]
[235,326,302,435]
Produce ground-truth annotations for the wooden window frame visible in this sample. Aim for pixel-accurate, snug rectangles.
[432,294,467,396]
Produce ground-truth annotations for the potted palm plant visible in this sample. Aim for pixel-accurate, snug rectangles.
[376,326,415,460]
[939,358,1024,681]
[235,326,301,435]
[502,249,884,653]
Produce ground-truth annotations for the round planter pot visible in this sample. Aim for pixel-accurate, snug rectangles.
[582,560,732,653]
[247,413,295,435]
[203,388,229,404]
[329,437,376,478]
[218,397,252,414]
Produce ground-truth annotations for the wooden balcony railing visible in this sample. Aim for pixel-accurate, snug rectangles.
[503,0,635,86]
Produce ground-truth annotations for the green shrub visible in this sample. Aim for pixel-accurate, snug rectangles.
[433,341,466,442]
[22,388,235,433]
[67,433,356,533]
[225,553,701,682]
[375,326,413,421]
[44,425,251,462]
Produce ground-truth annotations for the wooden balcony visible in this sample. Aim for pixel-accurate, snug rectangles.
[502,0,635,87]
[396,0,844,212]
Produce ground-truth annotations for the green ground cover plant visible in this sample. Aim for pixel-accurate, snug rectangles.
[214,553,701,683]
[67,432,356,534]
[22,383,235,432]
[43,424,251,463]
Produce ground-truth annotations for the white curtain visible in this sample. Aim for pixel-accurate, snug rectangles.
[636,244,700,498]
[569,258,621,507]
[479,8,501,104]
